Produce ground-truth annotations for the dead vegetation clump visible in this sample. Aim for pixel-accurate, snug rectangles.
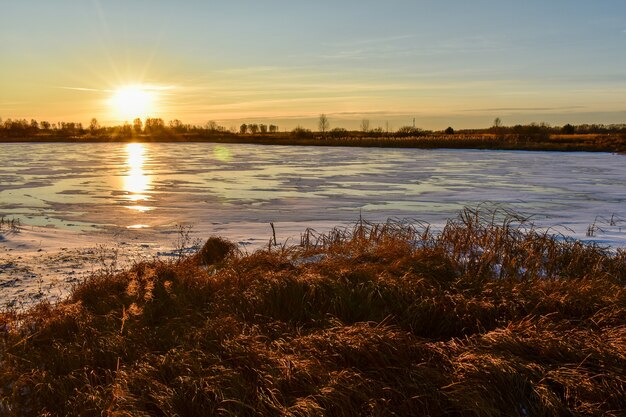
[0,208,625,416]
[0,216,21,236]
[194,236,238,266]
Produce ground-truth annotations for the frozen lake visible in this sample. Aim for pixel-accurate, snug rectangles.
[1,143,625,306]
[1,143,625,244]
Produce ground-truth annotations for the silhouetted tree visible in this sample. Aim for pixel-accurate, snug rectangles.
[259,124,268,134]
[133,118,143,134]
[89,118,100,134]
[269,124,278,133]
[59,121,80,136]
[169,119,184,133]
[360,119,370,133]
[318,114,329,134]
[445,126,455,134]
[144,118,165,134]
[493,117,503,139]
[240,124,248,134]
[40,121,50,131]
[120,122,132,138]
[561,123,576,134]
[248,124,259,134]
[205,121,218,131]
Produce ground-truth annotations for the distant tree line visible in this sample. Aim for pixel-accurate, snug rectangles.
[0,118,84,138]
[1,115,625,143]
[483,121,626,143]
[0,117,239,139]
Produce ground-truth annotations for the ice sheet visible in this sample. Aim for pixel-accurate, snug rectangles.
[1,143,625,307]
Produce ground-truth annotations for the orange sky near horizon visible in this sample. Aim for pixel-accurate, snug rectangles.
[2,1,626,130]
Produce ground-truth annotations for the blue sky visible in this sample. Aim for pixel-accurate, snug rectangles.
[1,0,626,129]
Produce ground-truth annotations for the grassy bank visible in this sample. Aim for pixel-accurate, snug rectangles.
[1,210,625,416]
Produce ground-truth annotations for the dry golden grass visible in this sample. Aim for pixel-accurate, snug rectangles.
[1,209,625,416]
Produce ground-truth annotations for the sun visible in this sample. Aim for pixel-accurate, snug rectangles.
[109,85,156,121]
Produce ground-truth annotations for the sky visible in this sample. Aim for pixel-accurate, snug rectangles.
[1,0,626,130]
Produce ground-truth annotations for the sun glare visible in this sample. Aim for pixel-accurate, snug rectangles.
[110,85,156,120]
[124,143,151,201]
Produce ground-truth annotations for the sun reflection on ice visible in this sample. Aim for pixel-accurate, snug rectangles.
[127,224,150,229]
[124,205,153,212]
[124,143,152,206]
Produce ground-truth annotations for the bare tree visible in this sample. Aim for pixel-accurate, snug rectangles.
[318,114,329,133]
[360,119,370,133]
[493,117,503,139]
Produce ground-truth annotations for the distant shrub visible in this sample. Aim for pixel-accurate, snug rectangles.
[561,123,576,134]
[395,126,426,137]
[329,127,348,138]
[512,123,551,142]
[291,126,313,138]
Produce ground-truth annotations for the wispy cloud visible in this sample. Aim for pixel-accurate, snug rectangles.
[56,84,174,93]
[175,66,512,99]
[56,86,107,92]
[462,106,586,112]
[298,33,505,62]
[328,110,399,116]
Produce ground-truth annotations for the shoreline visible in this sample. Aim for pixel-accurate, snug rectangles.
[1,133,625,153]
[0,220,344,309]
[2,211,624,310]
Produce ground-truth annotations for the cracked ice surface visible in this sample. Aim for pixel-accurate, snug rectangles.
[1,143,625,306]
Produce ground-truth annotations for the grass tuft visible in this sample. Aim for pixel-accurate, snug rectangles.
[194,236,238,267]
